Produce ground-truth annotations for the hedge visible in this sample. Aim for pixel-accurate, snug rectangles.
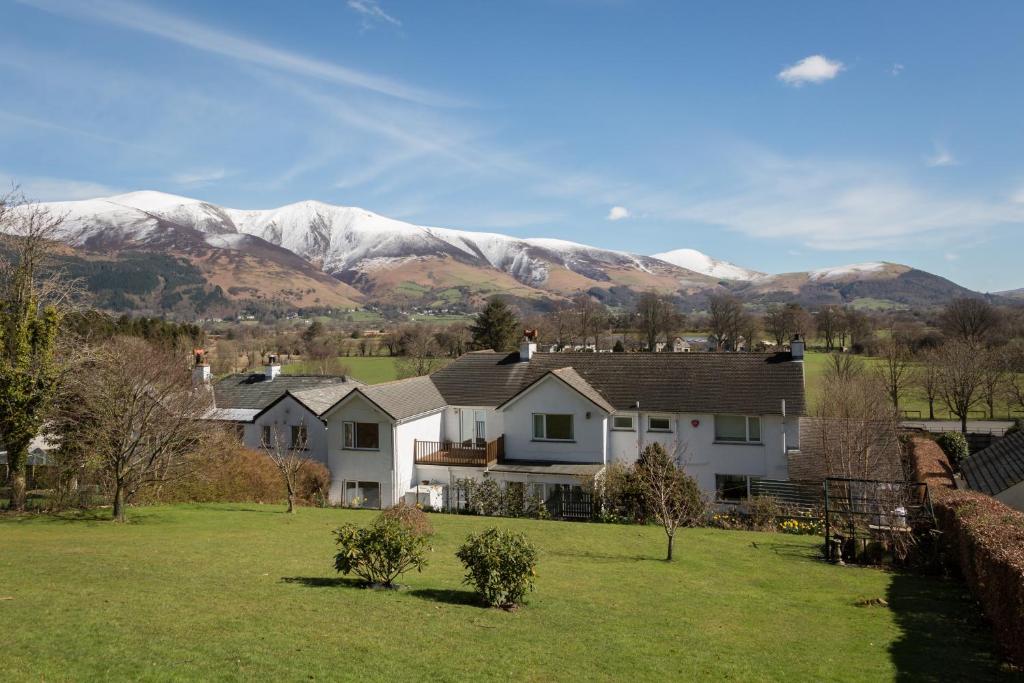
[908,437,1024,666]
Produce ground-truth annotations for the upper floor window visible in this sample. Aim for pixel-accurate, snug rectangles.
[611,415,635,431]
[648,416,672,432]
[343,421,380,450]
[714,415,761,443]
[533,413,574,441]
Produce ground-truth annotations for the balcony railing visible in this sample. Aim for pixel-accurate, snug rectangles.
[414,436,504,467]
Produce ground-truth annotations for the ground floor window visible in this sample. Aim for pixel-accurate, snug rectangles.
[344,481,381,508]
[715,474,762,502]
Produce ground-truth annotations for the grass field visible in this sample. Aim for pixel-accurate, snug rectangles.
[803,350,1023,420]
[0,505,1012,681]
[281,356,453,384]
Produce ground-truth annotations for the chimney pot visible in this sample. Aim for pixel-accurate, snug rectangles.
[789,334,805,361]
[265,353,281,381]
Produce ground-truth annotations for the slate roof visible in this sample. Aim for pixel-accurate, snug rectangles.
[502,367,616,413]
[291,384,363,416]
[962,430,1024,496]
[340,375,447,422]
[212,373,362,410]
[432,351,805,415]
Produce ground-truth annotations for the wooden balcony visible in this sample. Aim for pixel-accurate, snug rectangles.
[414,436,504,467]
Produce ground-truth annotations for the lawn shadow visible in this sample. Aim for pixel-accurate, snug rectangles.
[886,572,1016,682]
[754,539,823,562]
[408,587,482,607]
[546,548,656,562]
[281,576,363,589]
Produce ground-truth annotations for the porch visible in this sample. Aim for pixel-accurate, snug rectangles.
[414,436,504,467]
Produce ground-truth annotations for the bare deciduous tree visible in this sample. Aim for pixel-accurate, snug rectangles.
[635,292,680,352]
[635,442,705,561]
[873,337,916,412]
[708,294,745,351]
[261,421,312,514]
[939,297,1001,344]
[916,348,942,420]
[934,340,987,434]
[57,337,216,522]
[809,369,902,480]
[396,323,442,378]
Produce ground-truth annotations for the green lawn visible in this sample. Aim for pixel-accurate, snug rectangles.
[281,356,451,384]
[0,505,1011,681]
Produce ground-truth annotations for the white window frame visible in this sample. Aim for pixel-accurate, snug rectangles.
[714,415,762,444]
[290,424,308,449]
[260,425,272,447]
[647,415,673,433]
[532,413,574,442]
[343,421,380,451]
[611,414,635,431]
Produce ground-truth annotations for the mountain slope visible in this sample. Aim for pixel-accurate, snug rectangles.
[17,190,1005,314]
[651,248,763,281]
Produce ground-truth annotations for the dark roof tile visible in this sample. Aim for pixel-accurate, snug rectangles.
[962,430,1024,496]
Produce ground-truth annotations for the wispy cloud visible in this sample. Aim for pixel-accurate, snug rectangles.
[925,142,957,167]
[16,0,454,106]
[890,63,904,77]
[660,147,1023,251]
[347,0,401,29]
[0,171,119,201]
[777,55,844,86]
[171,168,228,186]
[606,205,630,221]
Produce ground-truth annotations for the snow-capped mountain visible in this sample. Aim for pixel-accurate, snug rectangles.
[651,248,763,281]
[19,190,994,314]
[36,191,719,299]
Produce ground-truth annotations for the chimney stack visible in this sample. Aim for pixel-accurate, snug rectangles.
[192,348,211,385]
[519,329,538,362]
[789,334,805,361]
[264,353,281,381]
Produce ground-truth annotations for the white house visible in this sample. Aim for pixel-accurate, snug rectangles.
[198,353,362,462]
[308,335,807,510]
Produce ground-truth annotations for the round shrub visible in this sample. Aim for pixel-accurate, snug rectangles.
[456,527,537,608]
[936,432,970,469]
[380,501,434,537]
[333,516,430,588]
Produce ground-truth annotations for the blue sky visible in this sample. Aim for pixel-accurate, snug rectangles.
[2,0,1023,291]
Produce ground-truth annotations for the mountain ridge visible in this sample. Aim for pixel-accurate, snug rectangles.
[16,190,1013,315]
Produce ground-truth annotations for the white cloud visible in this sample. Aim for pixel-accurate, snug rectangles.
[925,142,957,168]
[347,0,401,29]
[607,205,630,221]
[657,147,1024,251]
[0,171,119,201]
[1011,187,1024,204]
[944,252,959,262]
[890,63,904,77]
[777,55,844,86]
[171,168,227,186]
[16,0,452,106]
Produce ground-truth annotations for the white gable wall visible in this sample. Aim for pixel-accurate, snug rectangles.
[248,396,328,463]
[323,393,395,507]
[501,376,606,463]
